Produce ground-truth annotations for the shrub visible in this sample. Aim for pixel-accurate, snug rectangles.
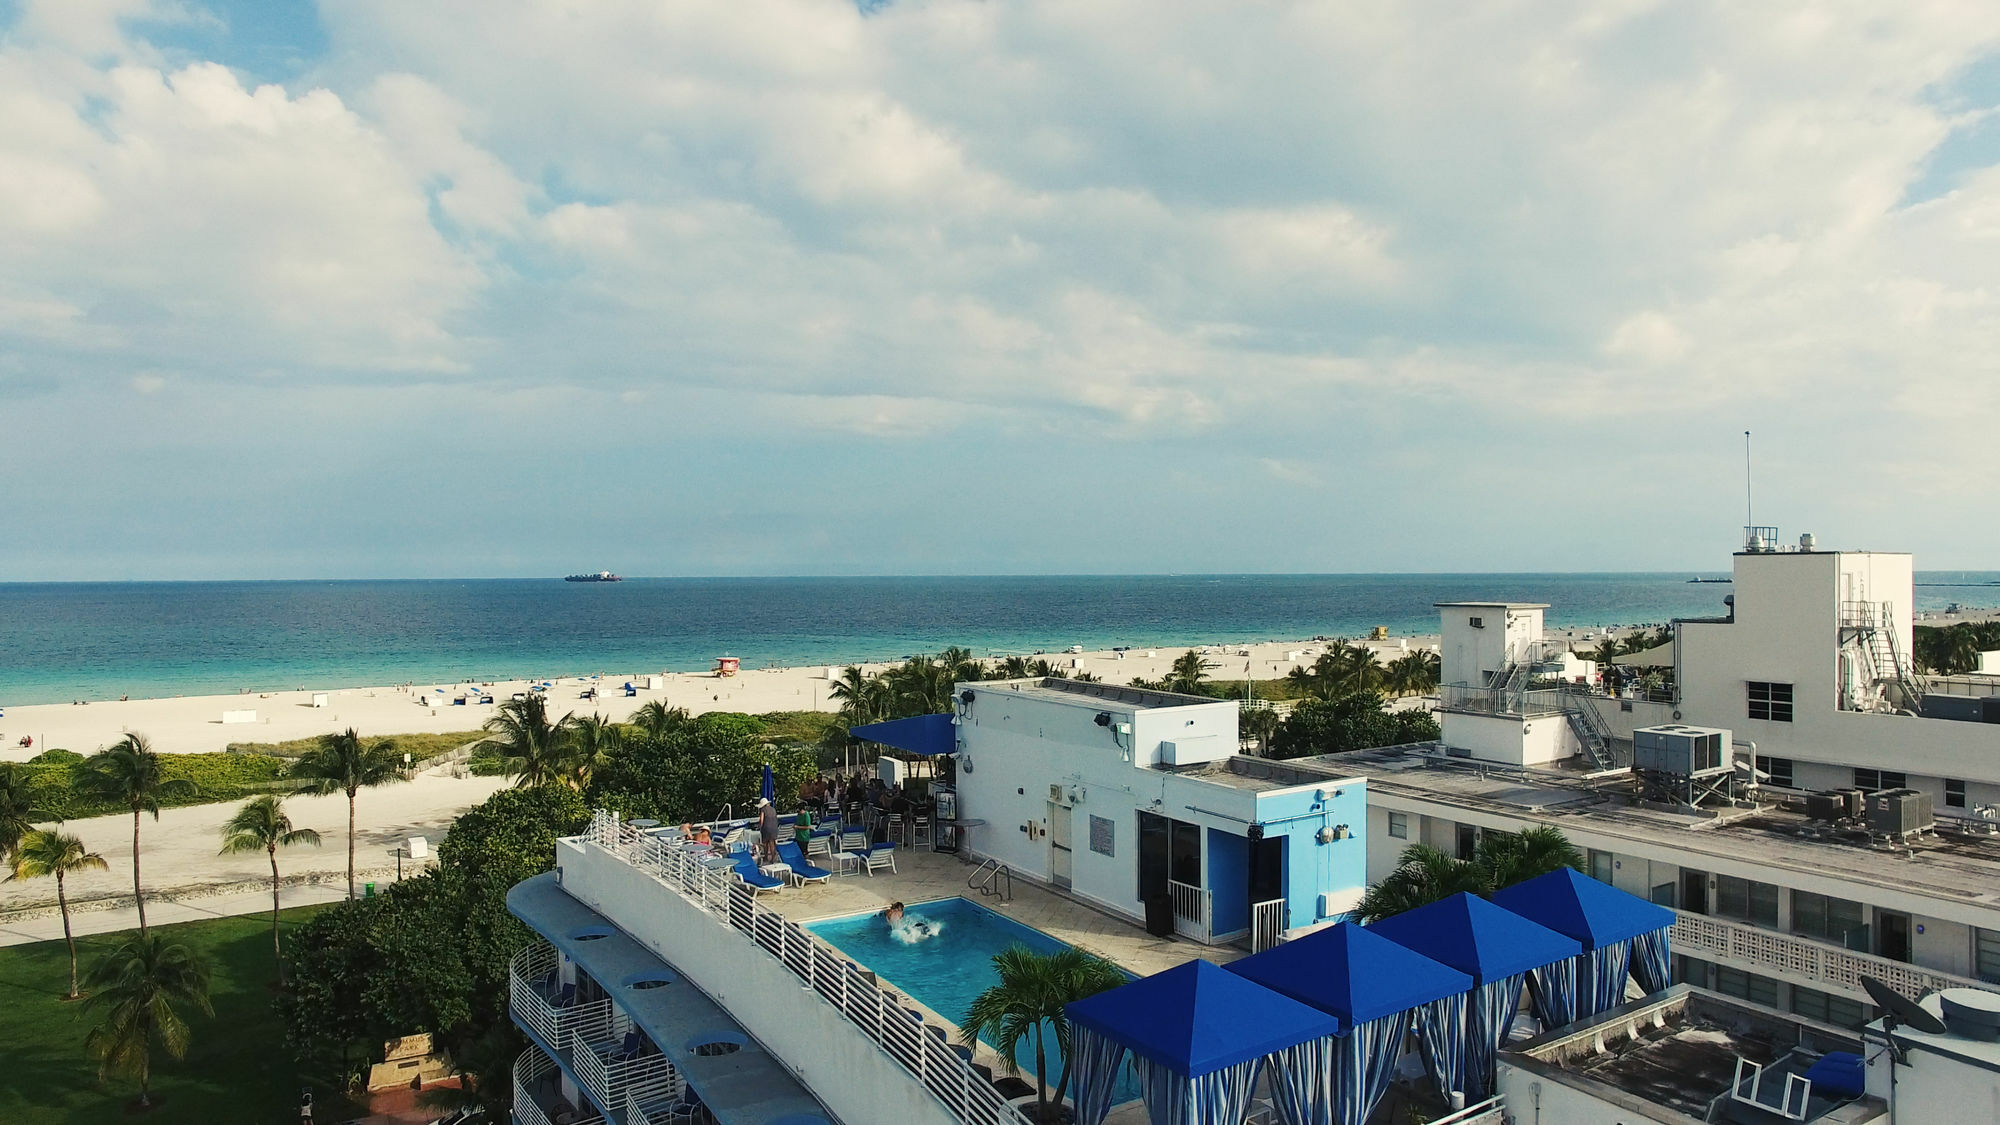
[24,753,289,821]
[27,748,83,765]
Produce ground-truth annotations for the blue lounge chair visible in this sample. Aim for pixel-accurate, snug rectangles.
[776,841,832,884]
[731,853,785,892]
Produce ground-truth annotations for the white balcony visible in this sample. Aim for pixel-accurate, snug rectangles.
[509,941,614,1059]
[512,1047,604,1125]
[571,1020,681,1114]
[1671,909,1994,1003]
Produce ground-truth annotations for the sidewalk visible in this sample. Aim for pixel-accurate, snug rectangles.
[0,881,370,948]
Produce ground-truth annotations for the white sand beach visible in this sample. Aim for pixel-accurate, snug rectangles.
[0,635,1464,760]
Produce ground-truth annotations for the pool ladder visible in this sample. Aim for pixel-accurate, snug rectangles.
[969,859,1013,903]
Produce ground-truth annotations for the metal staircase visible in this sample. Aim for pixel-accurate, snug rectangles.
[1559,685,1618,771]
[1840,601,1929,712]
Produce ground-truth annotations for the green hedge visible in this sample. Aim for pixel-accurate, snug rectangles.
[224,730,481,761]
[22,753,290,822]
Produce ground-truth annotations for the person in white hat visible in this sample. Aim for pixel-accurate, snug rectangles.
[757,797,780,862]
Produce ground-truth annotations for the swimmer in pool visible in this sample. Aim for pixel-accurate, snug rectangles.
[883,902,937,940]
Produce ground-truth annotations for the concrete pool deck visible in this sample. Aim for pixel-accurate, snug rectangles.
[764,845,1245,980]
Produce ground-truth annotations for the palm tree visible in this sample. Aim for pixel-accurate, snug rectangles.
[961,945,1126,1120]
[9,829,108,999]
[0,762,43,863]
[1385,651,1441,697]
[217,795,320,984]
[1165,649,1216,694]
[567,714,624,789]
[474,695,578,790]
[75,734,193,938]
[937,646,984,686]
[291,729,409,899]
[1350,844,1490,925]
[996,656,1035,679]
[887,656,954,717]
[829,666,891,726]
[1475,826,1583,890]
[1239,707,1281,755]
[629,699,689,741]
[81,934,213,1109]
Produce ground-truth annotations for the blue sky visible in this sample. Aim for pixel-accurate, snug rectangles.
[3,1,1999,579]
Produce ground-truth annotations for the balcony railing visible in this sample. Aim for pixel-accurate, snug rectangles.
[1438,684,1573,717]
[573,1026,681,1114]
[1671,910,1994,1002]
[580,811,1034,1125]
[509,942,613,1058]
[513,1047,604,1125]
[1428,1096,1505,1125]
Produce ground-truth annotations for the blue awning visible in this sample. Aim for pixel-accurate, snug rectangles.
[1225,921,1472,1034]
[1367,892,1582,983]
[849,712,957,756]
[1066,959,1340,1077]
[1489,868,1675,950]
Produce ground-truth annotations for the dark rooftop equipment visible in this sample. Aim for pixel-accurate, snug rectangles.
[1940,988,2000,1042]
[1867,788,1934,837]
[1634,725,1729,778]
[1920,694,2000,725]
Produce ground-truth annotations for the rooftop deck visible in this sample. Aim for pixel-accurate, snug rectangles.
[1504,986,1884,1125]
[1329,744,2000,922]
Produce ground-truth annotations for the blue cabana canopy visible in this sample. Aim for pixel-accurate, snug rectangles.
[1489,868,1674,949]
[1368,892,1581,982]
[1067,959,1339,1077]
[1225,921,1472,1034]
[849,713,957,756]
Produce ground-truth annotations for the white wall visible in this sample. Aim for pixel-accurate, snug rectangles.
[1865,1028,2000,1124]
[1440,711,1574,766]
[952,682,1250,923]
[557,840,956,1125]
[1438,604,1543,687]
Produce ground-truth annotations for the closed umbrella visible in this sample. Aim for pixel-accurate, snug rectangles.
[761,764,775,804]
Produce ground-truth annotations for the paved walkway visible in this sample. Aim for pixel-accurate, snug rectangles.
[0,881,374,947]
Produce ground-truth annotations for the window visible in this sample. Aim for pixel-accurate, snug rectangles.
[1947,779,1967,809]
[1387,812,1408,840]
[1764,757,1794,788]
[1977,929,2000,985]
[1469,616,1484,629]
[1651,882,1677,908]
[1455,823,1478,861]
[1747,681,1794,722]
[1714,967,1779,1008]
[1854,768,1907,792]
[1792,987,1865,1028]
[1792,891,1867,947]
[1715,874,1780,928]
[1588,849,1614,883]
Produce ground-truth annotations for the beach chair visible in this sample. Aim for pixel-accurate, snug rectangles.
[776,842,832,885]
[839,829,869,854]
[731,854,786,893]
[864,844,897,876]
[805,833,836,862]
[720,826,753,853]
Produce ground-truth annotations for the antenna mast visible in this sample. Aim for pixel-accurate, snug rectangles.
[1744,430,1753,530]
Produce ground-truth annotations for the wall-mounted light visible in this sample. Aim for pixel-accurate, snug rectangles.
[1094,712,1112,727]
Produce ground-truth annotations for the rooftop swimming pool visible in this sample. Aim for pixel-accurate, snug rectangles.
[807,897,1136,1100]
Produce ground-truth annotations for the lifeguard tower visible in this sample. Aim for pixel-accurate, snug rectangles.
[712,656,740,678]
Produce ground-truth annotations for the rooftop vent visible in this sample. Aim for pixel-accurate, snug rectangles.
[1939,989,2000,1042]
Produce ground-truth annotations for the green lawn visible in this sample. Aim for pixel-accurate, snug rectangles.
[0,907,362,1125]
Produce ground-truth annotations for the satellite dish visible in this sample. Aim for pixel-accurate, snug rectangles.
[1861,976,1947,1035]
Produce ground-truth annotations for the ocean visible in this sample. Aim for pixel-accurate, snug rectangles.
[2,573,1996,706]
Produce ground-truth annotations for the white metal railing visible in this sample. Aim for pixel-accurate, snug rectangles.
[1168,879,1212,944]
[1671,910,1996,1002]
[514,1047,605,1125]
[573,1030,681,1116]
[1251,898,1287,953]
[1729,1056,1811,1121]
[578,811,1034,1125]
[1427,1095,1505,1124]
[509,942,613,1056]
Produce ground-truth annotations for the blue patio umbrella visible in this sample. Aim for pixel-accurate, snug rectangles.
[761,764,775,803]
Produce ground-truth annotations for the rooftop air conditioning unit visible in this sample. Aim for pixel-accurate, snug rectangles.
[1867,788,1934,837]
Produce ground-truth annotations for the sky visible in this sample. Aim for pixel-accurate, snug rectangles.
[2,0,1999,580]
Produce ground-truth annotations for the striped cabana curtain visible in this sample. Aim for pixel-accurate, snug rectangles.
[1072,1024,1131,1125]
[1131,1054,1264,1125]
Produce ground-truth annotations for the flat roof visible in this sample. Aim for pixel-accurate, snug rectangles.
[1507,986,1880,1124]
[1434,601,1550,609]
[1159,755,1363,793]
[974,676,1227,711]
[1335,745,2000,921]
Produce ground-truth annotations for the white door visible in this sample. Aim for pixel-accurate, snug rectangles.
[1048,802,1073,889]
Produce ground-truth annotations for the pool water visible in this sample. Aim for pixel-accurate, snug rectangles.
[807,897,1136,1100]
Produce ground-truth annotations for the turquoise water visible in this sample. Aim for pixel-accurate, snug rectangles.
[807,897,1134,1097]
[2,573,1996,705]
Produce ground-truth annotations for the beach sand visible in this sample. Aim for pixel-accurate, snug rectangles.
[0,635,1463,759]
